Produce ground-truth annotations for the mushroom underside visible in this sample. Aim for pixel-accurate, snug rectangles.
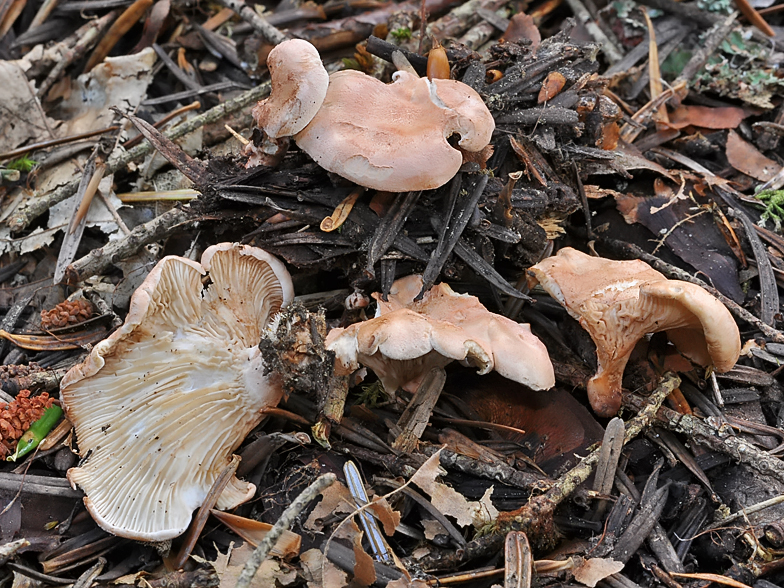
[61,245,293,541]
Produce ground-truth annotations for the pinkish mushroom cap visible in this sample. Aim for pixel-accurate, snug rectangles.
[528,247,741,417]
[294,70,495,191]
[326,308,493,394]
[326,275,553,394]
[60,243,294,541]
[376,275,555,391]
[251,39,329,138]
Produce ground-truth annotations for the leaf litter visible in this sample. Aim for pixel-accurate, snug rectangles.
[2,0,784,586]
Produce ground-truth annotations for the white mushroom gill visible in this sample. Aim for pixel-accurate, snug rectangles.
[60,244,294,541]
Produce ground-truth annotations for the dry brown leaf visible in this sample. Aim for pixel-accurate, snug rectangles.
[321,188,363,232]
[410,448,498,527]
[304,481,355,532]
[538,72,566,103]
[340,519,376,587]
[323,558,349,588]
[299,549,325,588]
[388,579,431,588]
[668,105,746,130]
[726,129,782,181]
[369,192,396,217]
[367,496,401,536]
[422,519,448,540]
[572,557,625,587]
[641,9,668,126]
[501,13,541,48]
[211,542,297,588]
[210,510,301,558]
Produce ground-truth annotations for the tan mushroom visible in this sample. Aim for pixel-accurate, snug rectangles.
[60,243,294,541]
[327,308,493,394]
[375,275,555,391]
[294,70,495,191]
[251,39,329,138]
[528,247,741,417]
[326,275,554,394]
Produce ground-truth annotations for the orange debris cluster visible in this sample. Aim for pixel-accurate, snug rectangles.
[0,390,55,456]
[40,299,94,330]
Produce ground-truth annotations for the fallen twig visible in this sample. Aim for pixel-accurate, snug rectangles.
[625,395,784,485]
[6,81,271,233]
[235,473,336,588]
[64,207,193,283]
[413,373,680,571]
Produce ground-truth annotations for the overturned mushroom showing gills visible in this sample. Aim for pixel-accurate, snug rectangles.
[60,244,294,541]
[326,275,554,394]
[528,247,741,417]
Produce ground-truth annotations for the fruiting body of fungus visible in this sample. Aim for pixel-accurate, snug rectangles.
[326,275,554,394]
[251,39,495,192]
[528,247,741,417]
[251,39,328,138]
[60,244,294,541]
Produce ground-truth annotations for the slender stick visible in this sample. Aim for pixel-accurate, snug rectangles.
[235,473,336,588]
[7,81,271,233]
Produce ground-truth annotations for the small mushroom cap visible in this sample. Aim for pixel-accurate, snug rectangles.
[294,70,495,192]
[376,275,555,391]
[529,247,741,417]
[326,308,492,394]
[60,244,293,541]
[251,39,329,138]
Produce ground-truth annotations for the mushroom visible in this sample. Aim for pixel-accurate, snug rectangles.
[528,247,741,417]
[326,275,554,394]
[375,275,555,390]
[249,39,495,192]
[60,243,294,541]
[294,70,495,191]
[327,308,494,394]
[251,39,329,138]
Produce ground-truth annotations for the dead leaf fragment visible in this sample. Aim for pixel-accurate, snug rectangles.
[340,519,376,587]
[726,129,782,181]
[366,496,401,536]
[305,481,355,532]
[668,105,746,130]
[410,449,498,527]
[572,557,625,587]
[501,13,541,48]
[210,510,301,558]
[538,72,566,103]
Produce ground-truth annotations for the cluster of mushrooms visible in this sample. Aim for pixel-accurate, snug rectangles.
[59,243,741,541]
[57,36,741,544]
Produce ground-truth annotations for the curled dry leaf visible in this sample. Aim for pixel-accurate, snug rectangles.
[668,105,746,130]
[501,12,541,48]
[572,557,625,587]
[410,448,498,528]
[726,129,782,182]
[538,72,567,103]
[304,481,356,532]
